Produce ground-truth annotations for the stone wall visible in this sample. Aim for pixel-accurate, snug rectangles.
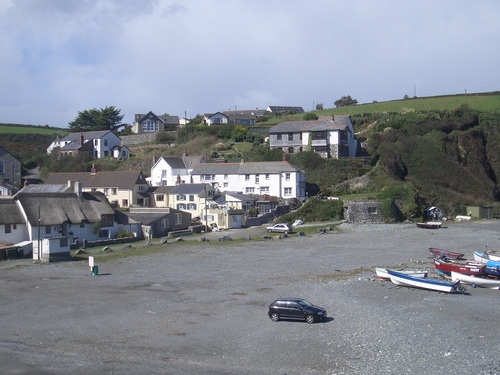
[343,200,385,224]
[121,133,157,146]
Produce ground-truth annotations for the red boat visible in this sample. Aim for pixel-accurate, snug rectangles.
[429,247,465,260]
[433,258,485,276]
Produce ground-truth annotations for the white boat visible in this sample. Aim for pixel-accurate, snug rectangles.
[450,271,500,290]
[387,269,461,293]
[375,268,428,280]
[473,251,500,264]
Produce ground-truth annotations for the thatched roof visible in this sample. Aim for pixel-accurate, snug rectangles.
[15,191,114,226]
[0,198,24,224]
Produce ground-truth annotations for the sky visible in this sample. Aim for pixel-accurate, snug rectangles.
[1,0,499,128]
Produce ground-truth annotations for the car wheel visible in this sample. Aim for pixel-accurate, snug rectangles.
[283,231,288,235]
[268,229,272,233]
[270,313,280,322]
[305,315,315,324]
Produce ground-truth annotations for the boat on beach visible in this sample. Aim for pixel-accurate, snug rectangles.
[375,268,428,280]
[428,247,465,260]
[450,271,500,289]
[433,258,485,276]
[473,251,500,263]
[387,269,462,293]
[416,222,442,229]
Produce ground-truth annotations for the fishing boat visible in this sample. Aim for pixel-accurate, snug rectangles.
[375,268,428,280]
[433,258,485,276]
[450,271,500,289]
[485,260,500,278]
[387,269,462,293]
[428,247,465,260]
[416,222,442,229]
[473,251,500,264]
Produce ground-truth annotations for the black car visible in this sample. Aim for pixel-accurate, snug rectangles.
[268,298,327,324]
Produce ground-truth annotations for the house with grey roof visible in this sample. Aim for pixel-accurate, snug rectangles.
[132,111,180,134]
[149,153,205,187]
[0,146,22,191]
[169,183,216,221]
[12,180,120,261]
[266,106,305,114]
[269,115,358,158]
[190,160,306,201]
[203,112,229,126]
[45,168,151,208]
[126,207,191,239]
[46,130,129,160]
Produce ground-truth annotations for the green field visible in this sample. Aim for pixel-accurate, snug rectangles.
[0,123,68,136]
[259,92,500,126]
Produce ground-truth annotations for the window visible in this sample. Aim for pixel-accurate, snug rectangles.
[156,195,164,201]
[111,188,117,195]
[5,224,11,233]
[138,185,145,192]
[101,214,114,227]
[223,182,228,188]
[143,121,159,132]
[177,203,186,210]
[177,194,186,201]
[265,174,270,180]
[189,195,194,201]
[245,175,250,181]
[104,139,108,146]
[245,187,255,193]
[122,150,127,157]
[285,173,291,180]
[161,218,168,231]
[284,188,292,196]
[312,131,327,140]
[255,175,259,183]
[277,134,282,140]
[188,203,197,210]
[80,221,85,228]
[368,206,378,215]
[288,133,293,141]
[174,213,182,225]
[104,188,109,196]
[203,174,212,180]
[224,174,228,179]
[122,199,128,207]
[260,186,269,193]
[288,147,294,154]
[45,226,51,234]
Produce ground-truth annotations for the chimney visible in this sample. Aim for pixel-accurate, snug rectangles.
[80,132,84,146]
[182,152,188,157]
[90,164,96,175]
[240,158,245,164]
[75,180,82,198]
[67,180,75,191]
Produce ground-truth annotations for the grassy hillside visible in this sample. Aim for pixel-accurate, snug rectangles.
[0,123,68,136]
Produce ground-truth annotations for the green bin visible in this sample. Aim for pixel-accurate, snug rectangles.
[92,265,99,276]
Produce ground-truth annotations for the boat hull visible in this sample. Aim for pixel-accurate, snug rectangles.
[450,271,500,289]
[429,247,465,260]
[473,251,500,264]
[433,258,485,276]
[375,268,428,280]
[417,222,442,229]
[387,269,457,293]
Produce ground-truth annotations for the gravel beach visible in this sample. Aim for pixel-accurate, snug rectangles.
[1,220,499,374]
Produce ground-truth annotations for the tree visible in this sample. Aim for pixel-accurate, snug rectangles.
[316,103,324,111]
[334,95,358,108]
[68,106,124,132]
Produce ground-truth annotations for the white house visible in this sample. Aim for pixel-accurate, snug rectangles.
[46,130,130,160]
[268,115,358,158]
[149,154,205,187]
[190,160,306,200]
[203,112,229,126]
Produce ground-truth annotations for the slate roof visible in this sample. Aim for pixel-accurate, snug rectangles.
[15,191,114,226]
[190,161,303,175]
[214,192,257,204]
[60,130,115,142]
[267,106,304,113]
[45,171,147,189]
[269,118,347,133]
[170,183,212,195]
[0,199,24,224]
[150,186,175,194]
[135,112,180,125]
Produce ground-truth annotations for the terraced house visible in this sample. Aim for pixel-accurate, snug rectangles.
[269,115,358,158]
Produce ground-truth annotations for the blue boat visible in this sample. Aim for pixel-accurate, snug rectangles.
[387,269,464,293]
[485,259,500,277]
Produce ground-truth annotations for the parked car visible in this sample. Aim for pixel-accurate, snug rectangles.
[268,298,327,324]
[266,223,291,234]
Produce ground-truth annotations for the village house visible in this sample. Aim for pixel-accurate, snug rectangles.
[11,181,122,261]
[266,105,305,114]
[46,130,130,160]
[132,111,180,134]
[44,167,151,208]
[268,115,358,158]
[203,112,229,126]
[149,153,205,187]
[0,146,22,192]
[125,207,191,239]
[189,160,306,201]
